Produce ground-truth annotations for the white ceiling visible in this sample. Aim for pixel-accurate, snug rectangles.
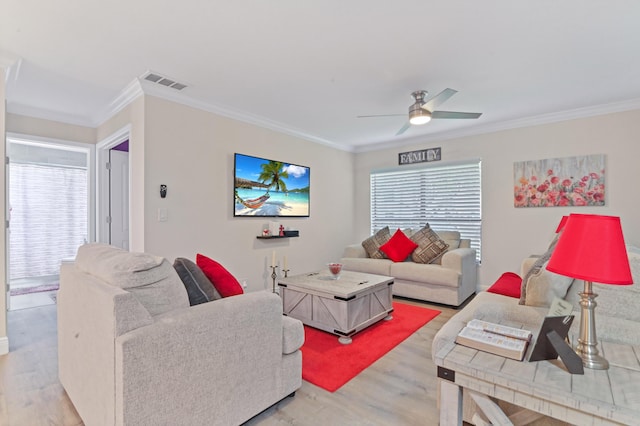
[2,1,640,152]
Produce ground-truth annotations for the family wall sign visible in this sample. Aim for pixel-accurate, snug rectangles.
[398,147,441,165]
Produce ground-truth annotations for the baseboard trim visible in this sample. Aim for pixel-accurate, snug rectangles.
[0,336,9,355]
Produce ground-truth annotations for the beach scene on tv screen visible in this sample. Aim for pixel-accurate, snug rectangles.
[234,154,310,217]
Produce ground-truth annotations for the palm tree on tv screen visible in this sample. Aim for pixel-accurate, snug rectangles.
[259,161,289,193]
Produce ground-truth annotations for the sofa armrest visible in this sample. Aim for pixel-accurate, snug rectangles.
[442,247,478,297]
[343,244,367,258]
[282,315,304,354]
[441,247,476,272]
[114,291,301,425]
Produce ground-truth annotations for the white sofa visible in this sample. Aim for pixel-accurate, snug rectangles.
[58,243,304,426]
[341,230,477,307]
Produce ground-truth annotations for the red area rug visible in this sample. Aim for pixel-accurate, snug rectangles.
[301,302,440,392]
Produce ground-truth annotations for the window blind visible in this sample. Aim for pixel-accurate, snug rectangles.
[370,160,482,262]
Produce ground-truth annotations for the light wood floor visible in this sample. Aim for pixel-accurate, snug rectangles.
[0,297,458,426]
[246,298,458,426]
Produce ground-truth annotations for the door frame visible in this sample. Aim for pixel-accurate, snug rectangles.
[96,125,131,245]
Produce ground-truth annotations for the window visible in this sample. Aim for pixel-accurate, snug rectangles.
[9,141,89,280]
[370,160,482,261]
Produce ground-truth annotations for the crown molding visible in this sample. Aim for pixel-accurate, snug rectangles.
[92,78,144,127]
[136,78,352,151]
[0,55,20,84]
[353,97,640,153]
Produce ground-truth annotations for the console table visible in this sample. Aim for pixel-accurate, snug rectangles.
[435,335,640,425]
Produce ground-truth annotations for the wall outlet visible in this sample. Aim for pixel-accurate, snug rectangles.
[240,279,248,288]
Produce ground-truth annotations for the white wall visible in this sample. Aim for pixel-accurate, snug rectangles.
[354,109,640,289]
[7,113,96,144]
[138,96,356,291]
[8,93,639,296]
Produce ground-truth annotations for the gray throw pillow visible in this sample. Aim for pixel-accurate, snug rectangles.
[519,234,561,305]
[174,257,221,305]
[362,226,391,259]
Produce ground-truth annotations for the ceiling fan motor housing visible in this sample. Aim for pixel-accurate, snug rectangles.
[409,101,431,124]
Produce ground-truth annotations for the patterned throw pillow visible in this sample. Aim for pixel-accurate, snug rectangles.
[379,229,419,262]
[361,226,391,259]
[410,224,450,264]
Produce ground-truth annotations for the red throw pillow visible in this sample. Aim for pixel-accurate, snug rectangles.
[379,229,419,262]
[196,254,244,298]
[487,272,522,299]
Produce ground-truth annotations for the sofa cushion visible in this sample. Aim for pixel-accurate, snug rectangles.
[196,254,244,298]
[389,262,460,287]
[565,248,640,322]
[487,272,522,299]
[75,243,189,316]
[436,230,461,250]
[380,229,418,262]
[362,226,391,259]
[410,225,450,264]
[341,257,393,276]
[173,257,222,305]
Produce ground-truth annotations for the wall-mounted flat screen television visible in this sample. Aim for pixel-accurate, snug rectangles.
[234,153,310,217]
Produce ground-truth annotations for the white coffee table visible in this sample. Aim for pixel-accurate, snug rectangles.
[278,270,394,344]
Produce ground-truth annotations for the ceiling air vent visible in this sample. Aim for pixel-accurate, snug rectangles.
[142,72,188,91]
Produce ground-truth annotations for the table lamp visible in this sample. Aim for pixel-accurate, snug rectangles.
[546,214,633,369]
[555,215,569,233]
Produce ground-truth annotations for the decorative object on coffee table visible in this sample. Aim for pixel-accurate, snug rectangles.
[547,214,633,369]
[328,262,342,279]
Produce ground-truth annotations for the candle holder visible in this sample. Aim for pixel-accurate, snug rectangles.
[282,268,290,278]
[270,265,279,293]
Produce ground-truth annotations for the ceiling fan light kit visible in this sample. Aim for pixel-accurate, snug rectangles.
[358,88,482,136]
[409,104,432,125]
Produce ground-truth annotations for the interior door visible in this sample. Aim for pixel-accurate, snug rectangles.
[109,149,129,250]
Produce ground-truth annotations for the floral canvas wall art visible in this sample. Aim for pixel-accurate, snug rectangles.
[514,154,605,208]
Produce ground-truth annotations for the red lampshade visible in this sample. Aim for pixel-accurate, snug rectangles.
[555,215,569,233]
[547,214,633,285]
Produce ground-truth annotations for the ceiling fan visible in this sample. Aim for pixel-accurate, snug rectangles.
[357,88,482,136]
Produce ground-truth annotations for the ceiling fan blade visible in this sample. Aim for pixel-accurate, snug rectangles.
[431,111,482,119]
[395,122,411,136]
[422,88,458,112]
[357,114,406,118]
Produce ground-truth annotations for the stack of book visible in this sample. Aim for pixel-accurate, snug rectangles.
[455,319,533,361]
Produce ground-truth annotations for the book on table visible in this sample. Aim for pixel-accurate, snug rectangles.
[455,319,533,361]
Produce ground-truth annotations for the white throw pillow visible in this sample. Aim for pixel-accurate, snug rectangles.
[523,260,573,307]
